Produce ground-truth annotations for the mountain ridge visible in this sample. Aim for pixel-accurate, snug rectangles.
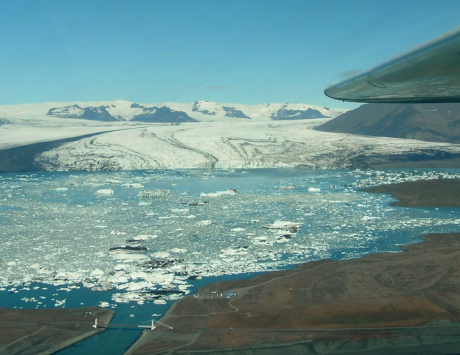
[0,100,347,124]
[316,103,460,144]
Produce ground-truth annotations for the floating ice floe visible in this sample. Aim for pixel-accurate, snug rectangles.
[187,201,205,206]
[263,221,302,233]
[142,258,181,269]
[231,228,245,232]
[139,190,170,197]
[55,187,68,192]
[171,208,189,213]
[121,183,143,188]
[308,187,320,192]
[281,185,296,190]
[200,189,237,198]
[126,235,158,243]
[54,299,66,307]
[109,246,148,254]
[105,179,120,184]
[91,269,105,277]
[151,252,170,258]
[112,253,149,261]
[92,282,114,292]
[362,216,379,221]
[196,219,212,226]
[96,189,114,196]
[110,231,127,235]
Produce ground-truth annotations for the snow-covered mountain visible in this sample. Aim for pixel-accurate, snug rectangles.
[192,100,251,119]
[0,99,347,124]
[47,105,120,121]
[317,103,460,144]
[46,103,197,123]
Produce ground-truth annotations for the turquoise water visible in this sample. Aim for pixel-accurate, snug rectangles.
[0,272,267,355]
[1,168,460,354]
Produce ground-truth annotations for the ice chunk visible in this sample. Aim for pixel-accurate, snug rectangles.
[105,179,120,184]
[123,281,152,291]
[171,208,189,213]
[91,269,105,277]
[139,190,170,198]
[200,189,237,198]
[152,252,170,258]
[280,185,296,190]
[54,299,66,307]
[122,183,144,188]
[263,221,302,233]
[196,220,212,226]
[96,189,114,196]
[308,187,320,192]
[231,228,245,232]
[92,282,113,291]
[112,254,149,260]
[109,246,148,254]
[362,216,379,221]
[127,235,158,242]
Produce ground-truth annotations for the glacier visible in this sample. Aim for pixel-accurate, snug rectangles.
[1,100,459,172]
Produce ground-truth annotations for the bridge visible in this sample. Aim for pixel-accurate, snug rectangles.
[94,318,172,330]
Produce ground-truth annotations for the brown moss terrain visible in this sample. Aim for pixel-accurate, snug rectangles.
[0,307,114,355]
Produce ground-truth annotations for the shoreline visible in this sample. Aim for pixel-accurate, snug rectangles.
[126,178,460,355]
[126,232,460,355]
[0,307,114,355]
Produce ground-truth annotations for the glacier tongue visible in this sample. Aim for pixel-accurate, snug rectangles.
[31,122,460,171]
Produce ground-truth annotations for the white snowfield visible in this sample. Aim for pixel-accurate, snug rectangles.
[1,99,460,171]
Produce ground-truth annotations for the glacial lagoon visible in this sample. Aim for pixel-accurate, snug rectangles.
[1,168,460,354]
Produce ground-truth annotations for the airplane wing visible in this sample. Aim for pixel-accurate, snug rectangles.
[324,27,460,103]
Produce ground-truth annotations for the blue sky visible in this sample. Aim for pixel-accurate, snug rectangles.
[1,0,459,109]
